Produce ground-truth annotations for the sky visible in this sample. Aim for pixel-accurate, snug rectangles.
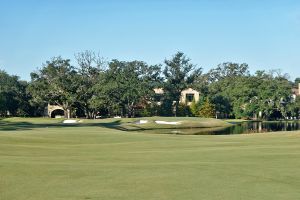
[0,0,300,81]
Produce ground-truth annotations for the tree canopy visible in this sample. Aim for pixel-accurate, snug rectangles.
[1,51,299,120]
[163,52,202,116]
[28,57,77,118]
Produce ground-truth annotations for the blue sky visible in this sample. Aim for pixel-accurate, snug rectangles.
[0,0,300,80]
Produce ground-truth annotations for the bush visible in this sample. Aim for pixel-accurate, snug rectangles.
[140,103,161,117]
[160,99,174,116]
[177,103,192,117]
[190,98,204,116]
[199,99,216,118]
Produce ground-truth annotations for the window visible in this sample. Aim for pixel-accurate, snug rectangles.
[154,94,162,102]
[186,94,194,103]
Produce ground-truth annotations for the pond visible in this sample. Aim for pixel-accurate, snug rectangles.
[208,121,300,135]
[143,121,300,135]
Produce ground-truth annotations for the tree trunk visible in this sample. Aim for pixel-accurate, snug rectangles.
[62,102,71,119]
[174,101,178,117]
[67,109,71,119]
[84,109,89,119]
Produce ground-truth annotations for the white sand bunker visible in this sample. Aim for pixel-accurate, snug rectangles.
[134,120,149,124]
[155,120,181,125]
[63,119,78,124]
[171,130,182,134]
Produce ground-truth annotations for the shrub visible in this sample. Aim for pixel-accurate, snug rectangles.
[199,99,216,118]
[177,103,192,117]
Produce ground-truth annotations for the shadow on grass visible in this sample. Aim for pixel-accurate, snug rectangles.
[0,118,126,132]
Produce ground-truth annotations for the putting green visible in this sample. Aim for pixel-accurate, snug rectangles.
[1,118,300,200]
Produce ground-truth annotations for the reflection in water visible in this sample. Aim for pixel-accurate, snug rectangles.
[144,121,300,135]
[198,121,300,135]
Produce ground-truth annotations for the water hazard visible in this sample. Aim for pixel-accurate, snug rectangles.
[144,121,300,135]
[206,121,300,135]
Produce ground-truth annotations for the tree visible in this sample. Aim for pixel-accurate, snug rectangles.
[294,78,300,87]
[163,52,202,116]
[16,80,40,117]
[177,103,192,117]
[0,70,35,117]
[207,62,249,83]
[93,60,161,117]
[28,57,77,118]
[204,66,293,120]
[199,99,216,118]
[0,70,20,116]
[254,71,292,120]
[206,63,251,118]
[75,50,105,118]
[190,97,204,116]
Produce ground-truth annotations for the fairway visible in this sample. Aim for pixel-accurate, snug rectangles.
[1,119,300,200]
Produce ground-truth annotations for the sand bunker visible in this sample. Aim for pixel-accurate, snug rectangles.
[63,119,78,124]
[155,120,181,125]
[134,120,149,124]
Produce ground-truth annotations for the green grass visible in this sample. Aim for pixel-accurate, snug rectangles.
[224,119,251,123]
[1,118,300,200]
[117,117,232,131]
[0,117,232,134]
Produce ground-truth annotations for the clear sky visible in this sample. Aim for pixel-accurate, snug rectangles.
[0,0,299,80]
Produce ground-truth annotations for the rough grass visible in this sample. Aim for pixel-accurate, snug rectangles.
[1,118,300,200]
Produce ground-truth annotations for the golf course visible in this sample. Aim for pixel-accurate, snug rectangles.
[1,117,300,200]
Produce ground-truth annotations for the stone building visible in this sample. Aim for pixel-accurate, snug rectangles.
[154,88,200,105]
[179,88,200,105]
[46,104,65,118]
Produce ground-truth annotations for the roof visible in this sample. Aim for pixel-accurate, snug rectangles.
[154,88,199,94]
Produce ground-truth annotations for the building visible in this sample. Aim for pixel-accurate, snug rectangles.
[46,104,65,118]
[292,83,300,100]
[154,88,200,105]
[180,88,200,105]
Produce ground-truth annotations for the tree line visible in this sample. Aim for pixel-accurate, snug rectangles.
[1,51,300,120]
